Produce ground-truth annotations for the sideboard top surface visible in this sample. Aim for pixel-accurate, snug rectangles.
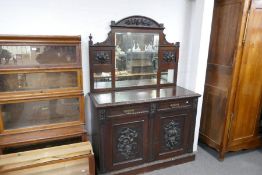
[89,85,200,107]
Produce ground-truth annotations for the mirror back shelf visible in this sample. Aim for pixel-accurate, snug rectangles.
[89,16,180,92]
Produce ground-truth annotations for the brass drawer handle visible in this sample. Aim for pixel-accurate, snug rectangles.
[170,103,179,108]
[41,107,48,110]
[123,109,135,114]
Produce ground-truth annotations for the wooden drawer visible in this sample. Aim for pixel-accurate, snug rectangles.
[107,103,150,117]
[158,99,192,112]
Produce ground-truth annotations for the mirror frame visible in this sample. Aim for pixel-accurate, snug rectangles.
[89,15,180,92]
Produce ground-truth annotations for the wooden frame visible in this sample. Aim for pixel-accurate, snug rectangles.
[0,35,86,153]
[89,16,180,93]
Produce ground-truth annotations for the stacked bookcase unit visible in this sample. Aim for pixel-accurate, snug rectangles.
[0,35,86,153]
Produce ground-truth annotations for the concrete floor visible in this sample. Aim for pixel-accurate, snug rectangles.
[144,143,262,175]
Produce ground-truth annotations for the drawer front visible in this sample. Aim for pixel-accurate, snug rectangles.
[158,99,192,112]
[107,103,150,117]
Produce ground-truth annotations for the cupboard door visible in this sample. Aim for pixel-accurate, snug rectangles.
[229,1,262,146]
[108,115,148,170]
[155,111,191,160]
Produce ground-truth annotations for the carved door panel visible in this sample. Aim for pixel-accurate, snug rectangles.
[108,115,148,171]
[155,111,191,160]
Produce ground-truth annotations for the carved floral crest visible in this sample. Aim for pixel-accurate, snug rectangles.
[111,16,164,28]
[163,51,176,63]
[95,51,111,64]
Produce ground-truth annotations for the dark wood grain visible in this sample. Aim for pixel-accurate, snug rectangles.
[89,16,200,174]
[90,86,199,174]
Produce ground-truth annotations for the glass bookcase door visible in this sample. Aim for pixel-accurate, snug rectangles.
[0,45,78,67]
[115,32,159,88]
[0,71,79,93]
[1,97,80,130]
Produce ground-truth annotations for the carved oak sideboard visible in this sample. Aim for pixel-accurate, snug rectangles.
[90,87,199,174]
[89,16,200,174]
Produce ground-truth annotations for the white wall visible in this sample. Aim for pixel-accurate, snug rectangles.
[185,0,214,151]
[0,0,213,152]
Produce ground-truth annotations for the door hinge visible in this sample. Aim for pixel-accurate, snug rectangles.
[242,3,252,45]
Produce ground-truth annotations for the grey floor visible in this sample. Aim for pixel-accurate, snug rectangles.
[144,143,262,175]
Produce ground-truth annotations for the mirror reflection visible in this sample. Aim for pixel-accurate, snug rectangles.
[94,72,112,89]
[161,69,175,84]
[115,32,159,88]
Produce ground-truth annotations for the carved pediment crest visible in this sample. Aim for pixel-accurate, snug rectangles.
[111,16,164,29]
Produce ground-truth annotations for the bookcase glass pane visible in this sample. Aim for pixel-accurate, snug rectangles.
[0,45,77,66]
[115,32,159,88]
[0,71,78,92]
[1,98,80,130]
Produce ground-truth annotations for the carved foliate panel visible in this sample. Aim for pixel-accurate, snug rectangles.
[150,103,157,114]
[160,116,185,153]
[98,109,106,121]
[112,121,144,164]
[93,51,112,64]
[162,51,176,63]
[164,120,181,150]
[117,127,138,159]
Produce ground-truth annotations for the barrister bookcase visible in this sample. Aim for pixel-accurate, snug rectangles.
[0,35,87,154]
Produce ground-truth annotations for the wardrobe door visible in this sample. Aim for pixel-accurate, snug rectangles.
[229,0,262,147]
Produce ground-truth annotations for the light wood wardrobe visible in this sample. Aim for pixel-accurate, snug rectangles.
[200,0,262,159]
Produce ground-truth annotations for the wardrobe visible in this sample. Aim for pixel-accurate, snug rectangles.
[200,0,262,159]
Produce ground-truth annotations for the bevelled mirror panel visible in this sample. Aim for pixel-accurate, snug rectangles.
[160,69,175,84]
[115,32,159,88]
[94,72,112,89]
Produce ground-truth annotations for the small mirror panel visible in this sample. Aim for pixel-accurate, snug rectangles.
[160,69,175,84]
[94,72,112,89]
